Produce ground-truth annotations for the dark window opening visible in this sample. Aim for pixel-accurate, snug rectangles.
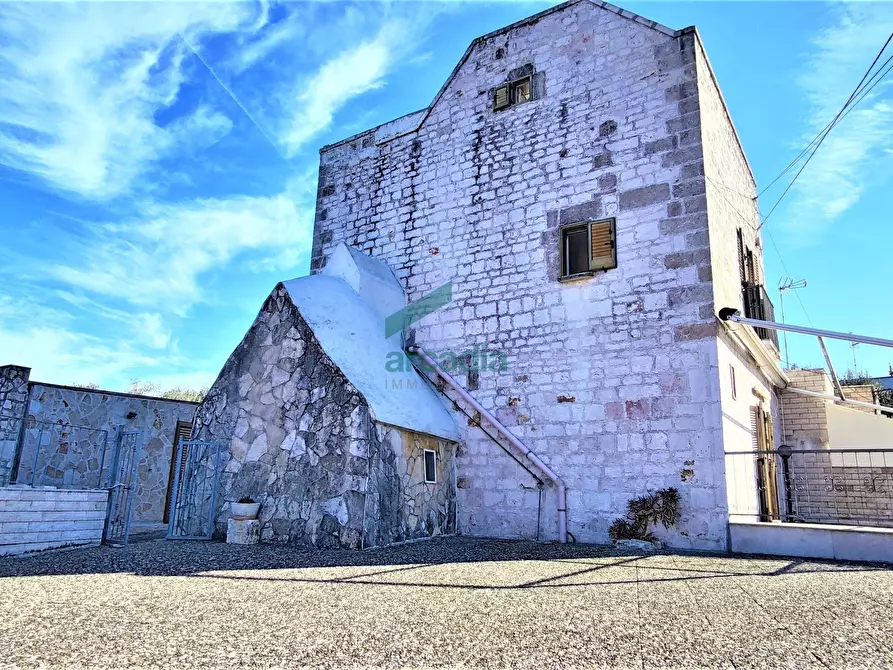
[512,77,531,104]
[563,225,589,276]
[559,218,617,279]
[493,73,536,111]
[423,450,437,484]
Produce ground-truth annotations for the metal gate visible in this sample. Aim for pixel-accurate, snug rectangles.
[166,439,224,540]
[102,429,142,547]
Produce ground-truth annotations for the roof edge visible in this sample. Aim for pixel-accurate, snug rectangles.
[320,0,682,154]
[690,27,758,190]
[27,381,201,406]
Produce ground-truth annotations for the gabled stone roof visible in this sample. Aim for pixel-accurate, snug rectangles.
[282,275,459,442]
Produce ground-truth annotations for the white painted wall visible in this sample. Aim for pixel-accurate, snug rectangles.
[827,403,893,449]
[0,486,108,556]
[730,520,893,563]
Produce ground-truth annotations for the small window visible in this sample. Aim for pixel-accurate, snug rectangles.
[559,218,617,278]
[511,77,531,104]
[493,75,535,111]
[730,364,737,400]
[423,450,437,483]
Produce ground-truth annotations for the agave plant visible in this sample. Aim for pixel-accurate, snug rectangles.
[608,488,680,541]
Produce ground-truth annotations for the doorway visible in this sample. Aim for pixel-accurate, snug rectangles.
[162,420,193,525]
[752,406,779,521]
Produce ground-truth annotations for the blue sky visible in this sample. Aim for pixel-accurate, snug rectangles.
[0,1,891,391]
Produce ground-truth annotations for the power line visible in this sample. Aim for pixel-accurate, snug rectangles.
[704,175,760,230]
[757,34,893,232]
[765,229,813,326]
[757,34,893,199]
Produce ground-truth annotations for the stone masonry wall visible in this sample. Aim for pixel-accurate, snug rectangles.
[780,369,832,449]
[840,385,878,414]
[15,384,196,523]
[311,2,737,549]
[193,285,456,548]
[0,365,30,486]
[366,426,457,547]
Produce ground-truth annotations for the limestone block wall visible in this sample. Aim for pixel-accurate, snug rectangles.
[193,285,457,548]
[0,486,108,556]
[15,384,197,523]
[694,35,765,319]
[780,369,832,449]
[310,2,745,549]
[840,385,878,413]
[0,365,30,486]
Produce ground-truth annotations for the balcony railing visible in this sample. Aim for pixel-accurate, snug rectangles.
[743,282,780,350]
[726,448,893,528]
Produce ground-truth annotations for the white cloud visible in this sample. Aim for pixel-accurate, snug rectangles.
[285,39,390,152]
[781,4,893,237]
[0,296,163,388]
[43,180,315,313]
[0,0,439,392]
[282,16,432,154]
[0,2,256,199]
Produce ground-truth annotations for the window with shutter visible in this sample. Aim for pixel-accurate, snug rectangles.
[559,217,617,279]
[737,228,746,284]
[589,219,616,271]
[493,85,510,111]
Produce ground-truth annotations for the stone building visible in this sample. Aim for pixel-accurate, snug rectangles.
[193,245,459,548]
[306,0,784,550]
[0,365,197,524]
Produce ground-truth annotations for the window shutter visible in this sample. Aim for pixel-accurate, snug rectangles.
[737,229,746,284]
[493,85,510,111]
[588,219,616,271]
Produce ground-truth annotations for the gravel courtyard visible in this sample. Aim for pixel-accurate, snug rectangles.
[0,537,890,669]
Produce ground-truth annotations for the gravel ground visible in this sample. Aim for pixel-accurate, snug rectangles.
[0,536,891,669]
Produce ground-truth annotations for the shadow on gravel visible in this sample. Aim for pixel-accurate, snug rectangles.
[1,536,890,586]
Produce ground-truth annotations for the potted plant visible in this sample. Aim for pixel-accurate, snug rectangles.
[231,496,261,520]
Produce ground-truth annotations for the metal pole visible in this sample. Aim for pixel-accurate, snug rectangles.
[777,278,807,368]
[166,437,186,540]
[818,336,846,400]
[97,431,109,489]
[779,289,788,367]
[785,385,893,416]
[777,445,794,521]
[719,309,893,349]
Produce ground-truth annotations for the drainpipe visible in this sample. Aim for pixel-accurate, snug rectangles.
[406,345,568,543]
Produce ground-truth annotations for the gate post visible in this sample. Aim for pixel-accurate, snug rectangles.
[102,427,123,544]
[778,444,795,521]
